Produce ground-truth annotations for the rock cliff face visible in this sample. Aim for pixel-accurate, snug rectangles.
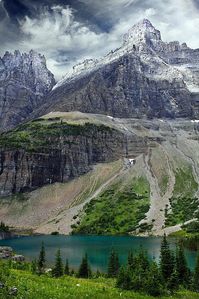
[0,50,55,131]
[1,19,199,235]
[0,232,13,240]
[38,19,199,119]
[0,118,147,196]
[41,54,191,118]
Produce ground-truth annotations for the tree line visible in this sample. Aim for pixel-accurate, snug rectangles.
[0,221,9,233]
[31,242,91,279]
[32,235,199,297]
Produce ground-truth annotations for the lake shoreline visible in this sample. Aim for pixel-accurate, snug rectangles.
[0,234,197,271]
[0,228,43,240]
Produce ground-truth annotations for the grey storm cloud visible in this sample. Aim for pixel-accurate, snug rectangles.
[0,0,199,80]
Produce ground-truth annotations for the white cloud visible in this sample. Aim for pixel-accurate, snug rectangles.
[110,0,199,49]
[21,6,77,52]
[18,5,110,79]
[145,8,156,17]
[155,0,199,48]
[81,0,136,9]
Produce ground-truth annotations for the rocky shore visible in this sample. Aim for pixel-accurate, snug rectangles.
[0,246,25,261]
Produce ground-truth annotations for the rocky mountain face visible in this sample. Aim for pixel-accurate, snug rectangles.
[37,19,199,119]
[1,115,199,236]
[0,50,55,131]
[0,116,149,196]
[1,20,199,236]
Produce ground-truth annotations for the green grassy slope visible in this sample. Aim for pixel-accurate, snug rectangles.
[72,177,150,235]
[0,160,123,234]
[165,167,199,226]
[1,270,199,299]
[0,120,113,152]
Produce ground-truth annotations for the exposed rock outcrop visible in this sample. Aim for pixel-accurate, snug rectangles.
[1,20,199,236]
[1,117,198,235]
[36,19,199,119]
[0,246,13,258]
[0,117,148,196]
[0,50,55,131]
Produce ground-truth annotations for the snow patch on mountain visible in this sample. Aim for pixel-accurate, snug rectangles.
[123,19,161,46]
[53,18,199,96]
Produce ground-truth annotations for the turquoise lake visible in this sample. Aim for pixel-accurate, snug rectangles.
[0,235,198,272]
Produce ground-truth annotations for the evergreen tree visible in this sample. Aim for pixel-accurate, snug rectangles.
[115,252,120,274]
[136,247,150,271]
[31,259,37,274]
[160,234,174,282]
[145,261,164,297]
[107,249,120,277]
[130,250,149,292]
[167,268,179,293]
[116,266,132,290]
[78,254,91,278]
[193,252,199,292]
[127,251,135,270]
[0,221,9,232]
[95,270,101,278]
[128,247,150,291]
[52,249,64,278]
[130,269,145,292]
[64,258,69,275]
[37,242,46,275]
[176,244,190,286]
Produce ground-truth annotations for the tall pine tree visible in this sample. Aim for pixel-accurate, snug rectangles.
[78,254,91,278]
[52,249,64,278]
[116,266,132,290]
[160,234,174,282]
[145,261,164,297]
[127,251,135,271]
[130,248,150,292]
[175,244,190,286]
[167,268,179,293]
[37,242,46,275]
[64,258,69,275]
[107,249,120,277]
[136,247,150,271]
[31,259,37,274]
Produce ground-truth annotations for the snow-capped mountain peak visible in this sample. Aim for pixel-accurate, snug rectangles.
[123,18,161,47]
[53,19,163,89]
[53,18,198,92]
